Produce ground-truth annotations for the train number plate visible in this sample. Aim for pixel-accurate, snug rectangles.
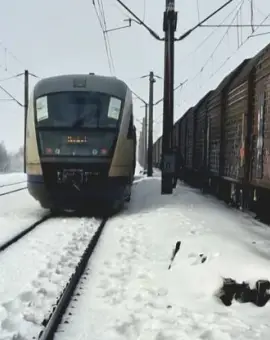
[62,169,84,183]
[63,169,83,176]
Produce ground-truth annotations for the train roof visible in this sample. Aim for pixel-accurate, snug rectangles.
[228,42,270,89]
[33,74,129,100]
[182,106,195,120]
[213,59,249,95]
[193,90,214,112]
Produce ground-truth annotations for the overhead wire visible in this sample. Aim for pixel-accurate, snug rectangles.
[154,81,188,125]
[154,0,247,129]
[143,0,146,21]
[92,0,115,75]
[186,0,245,87]
[209,10,270,79]
[0,41,37,83]
[0,42,40,105]
[176,0,244,67]
[173,0,270,122]
[97,0,115,73]
[0,83,23,107]
[0,41,25,70]
[205,0,270,78]
[155,0,244,125]
[196,0,200,22]
[94,0,114,74]
[0,73,24,82]
[176,0,235,41]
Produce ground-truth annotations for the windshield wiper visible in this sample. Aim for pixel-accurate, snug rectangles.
[72,109,101,128]
[72,116,85,128]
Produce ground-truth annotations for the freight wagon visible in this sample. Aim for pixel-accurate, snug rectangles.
[153,42,270,219]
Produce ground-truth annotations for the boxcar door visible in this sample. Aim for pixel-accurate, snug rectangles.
[254,90,265,179]
[204,115,210,171]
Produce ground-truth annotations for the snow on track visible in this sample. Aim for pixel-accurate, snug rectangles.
[56,177,270,340]
[0,190,47,247]
[0,216,101,340]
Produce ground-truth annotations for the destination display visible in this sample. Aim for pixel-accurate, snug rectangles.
[67,136,88,144]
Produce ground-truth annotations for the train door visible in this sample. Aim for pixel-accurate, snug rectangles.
[127,105,136,177]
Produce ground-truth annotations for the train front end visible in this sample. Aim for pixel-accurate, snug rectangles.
[26,75,132,211]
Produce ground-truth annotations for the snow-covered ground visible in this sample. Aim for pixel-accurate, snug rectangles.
[0,216,102,340]
[0,172,26,186]
[55,174,270,340]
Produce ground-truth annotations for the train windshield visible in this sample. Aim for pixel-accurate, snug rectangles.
[35,91,122,128]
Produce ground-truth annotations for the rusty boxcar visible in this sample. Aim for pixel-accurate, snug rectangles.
[152,42,270,218]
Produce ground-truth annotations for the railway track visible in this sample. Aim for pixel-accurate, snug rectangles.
[0,180,26,188]
[0,186,27,196]
[0,214,52,252]
[0,181,27,197]
[38,218,107,340]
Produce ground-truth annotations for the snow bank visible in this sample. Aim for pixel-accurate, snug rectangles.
[56,178,270,339]
[0,172,26,186]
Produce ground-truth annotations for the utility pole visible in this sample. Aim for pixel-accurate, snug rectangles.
[161,0,177,194]
[114,0,238,193]
[138,129,143,167]
[131,90,148,171]
[144,105,148,171]
[147,71,155,177]
[131,72,160,177]
[24,70,29,174]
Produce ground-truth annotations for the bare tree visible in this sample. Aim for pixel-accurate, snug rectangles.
[0,141,9,172]
[8,145,24,172]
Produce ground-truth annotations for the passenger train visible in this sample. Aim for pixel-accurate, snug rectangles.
[25,73,136,213]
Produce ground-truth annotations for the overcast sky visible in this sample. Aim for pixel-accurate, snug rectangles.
[1,0,270,151]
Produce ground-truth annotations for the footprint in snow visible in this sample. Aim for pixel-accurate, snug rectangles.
[158,288,168,296]
[60,255,69,264]
[19,290,35,303]
[1,317,17,331]
[0,305,7,323]
[116,252,124,259]
[37,284,57,298]
[103,260,112,268]
[98,279,110,289]
[32,280,41,288]
[23,310,40,324]
[155,330,175,340]
[1,299,22,314]
[38,270,49,278]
